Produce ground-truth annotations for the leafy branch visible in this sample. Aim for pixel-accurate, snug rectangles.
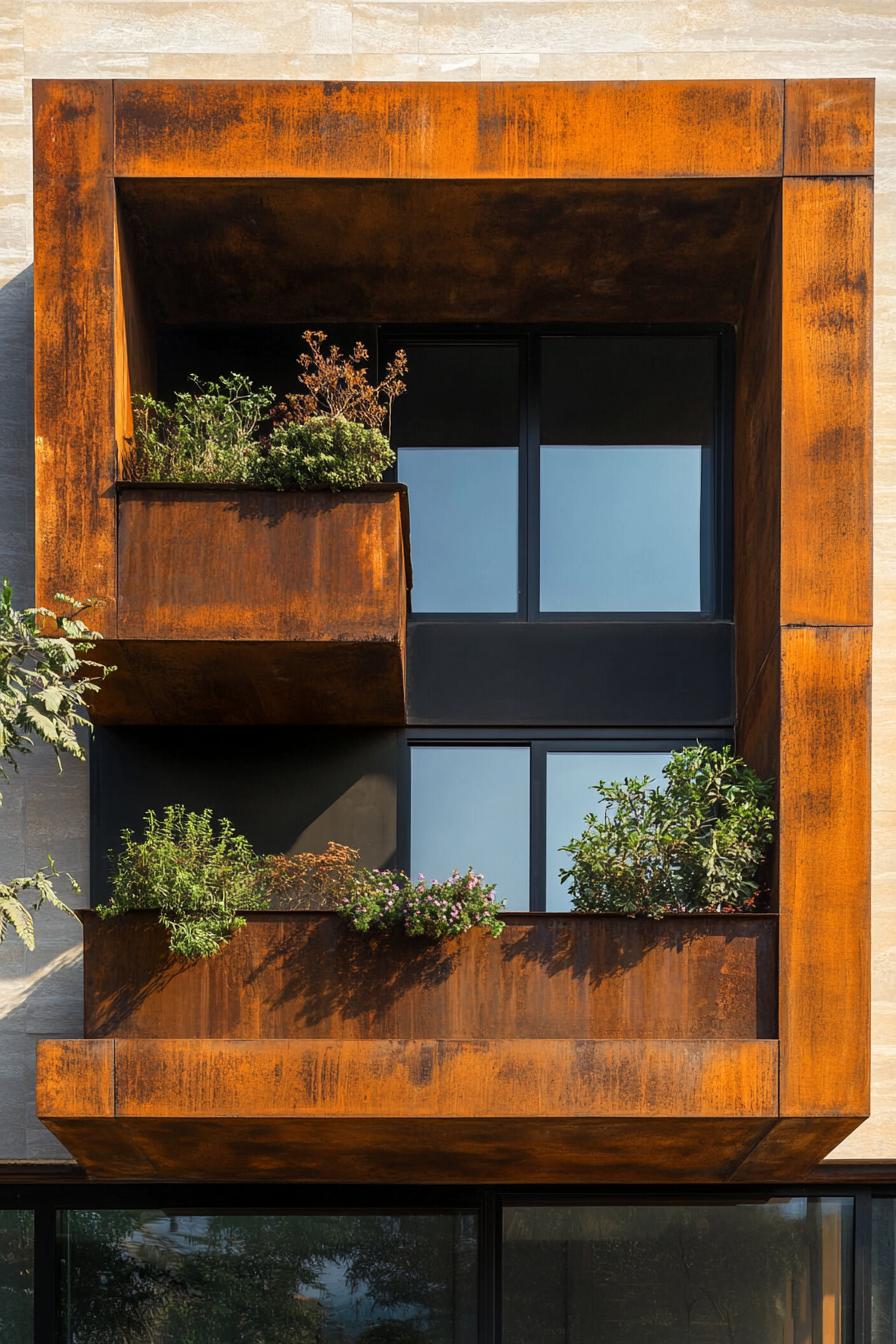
[0,580,112,945]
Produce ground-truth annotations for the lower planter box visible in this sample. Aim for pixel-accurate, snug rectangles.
[76,910,777,1042]
[37,910,793,1182]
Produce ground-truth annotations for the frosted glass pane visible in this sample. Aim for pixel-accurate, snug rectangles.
[400,448,518,612]
[411,746,529,911]
[539,445,704,612]
[546,751,668,912]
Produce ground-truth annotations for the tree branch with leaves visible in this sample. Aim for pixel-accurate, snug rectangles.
[0,580,112,948]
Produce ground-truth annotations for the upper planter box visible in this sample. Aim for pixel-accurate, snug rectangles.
[89,483,410,724]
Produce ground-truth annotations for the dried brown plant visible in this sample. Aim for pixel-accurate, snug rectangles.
[276,331,408,436]
[262,841,361,911]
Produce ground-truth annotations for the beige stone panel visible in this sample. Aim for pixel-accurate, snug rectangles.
[830,1043,896,1159]
[350,51,478,75]
[24,48,149,71]
[481,51,540,77]
[140,52,335,75]
[417,4,679,54]
[539,52,664,79]
[353,2,419,52]
[637,49,896,79]
[24,1,353,54]
[418,2,896,56]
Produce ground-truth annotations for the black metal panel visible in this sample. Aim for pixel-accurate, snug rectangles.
[407,621,735,727]
[90,726,401,903]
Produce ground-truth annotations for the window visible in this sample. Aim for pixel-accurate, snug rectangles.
[410,746,530,910]
[390,331,726,619]
[393,341,521,614]
[874,1198,896,1344]
[59,1209,477,1343]
[0,1209,32,1342]
[408,740,685,912]
[544,750,668,911]
[502,1198,854,1344]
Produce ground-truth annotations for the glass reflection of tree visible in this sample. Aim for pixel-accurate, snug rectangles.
[502,1203,844,1344]
[62,1211,475,1344]
[0,1210,33,1344]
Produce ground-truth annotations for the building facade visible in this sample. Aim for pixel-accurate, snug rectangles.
[2,8,896,1341]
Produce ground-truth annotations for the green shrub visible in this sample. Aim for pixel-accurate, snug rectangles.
[126,331,407,490]
[1,581,111,947]
[263,415,394,490]
[100,805,271,958]
[339,867,505,940]
[128,373,274,484]
[559,745,774,918]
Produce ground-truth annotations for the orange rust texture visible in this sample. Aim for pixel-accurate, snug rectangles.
[777,627,872,1117]
[38,1116,780,1184]
[784,79,875,177]
[780,176,873,627]
[79,910,777,1043]
[33,80,117,625]
[113,81,785,181]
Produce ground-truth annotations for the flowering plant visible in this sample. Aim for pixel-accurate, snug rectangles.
[339,867,505,940]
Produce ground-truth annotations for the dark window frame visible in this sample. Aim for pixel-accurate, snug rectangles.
[401,727,731,912]
[1,1182,879,1344]
[383,324,734,624]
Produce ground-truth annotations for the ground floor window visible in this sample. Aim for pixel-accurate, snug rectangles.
[0,1208,32,1342]
[58,1210,477,1344]
[503,1198,853,1343]
[5,1187,896,1342]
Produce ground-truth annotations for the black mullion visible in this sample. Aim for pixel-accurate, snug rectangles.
[516,336,529,620]
[529,743,547,912]
[716,328,735,621]
[855,1190,872,1344]
[478,1189,498,1344]
[34,1204,56,1344]
[525,334,540,620]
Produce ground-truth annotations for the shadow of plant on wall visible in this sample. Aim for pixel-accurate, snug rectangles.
[247,920,459,1030]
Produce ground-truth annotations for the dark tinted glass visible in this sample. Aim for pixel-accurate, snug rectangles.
[391,341,519,449]
[0,1209,32,1342]
[873,1198,896,1344]
[59,1210,477,1343]
[410,745,529,910]
[503,1199,853,1344]
[540,336,716,447]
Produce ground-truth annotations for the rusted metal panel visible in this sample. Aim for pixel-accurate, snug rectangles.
[781,175,873,627]
[784,78,875,176]
[80,910,778,1043]
[33,80,117,623]
[113,81,785,181]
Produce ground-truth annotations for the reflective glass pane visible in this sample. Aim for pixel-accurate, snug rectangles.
[873,1198,896,1344]
[59,1210,477,1344]
[546,751,669,911]
[400,448,519,612]
[539,444,705,612]
[503,1199,853,1344]
[411,746,529,911]
[0,1209,33,1342]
